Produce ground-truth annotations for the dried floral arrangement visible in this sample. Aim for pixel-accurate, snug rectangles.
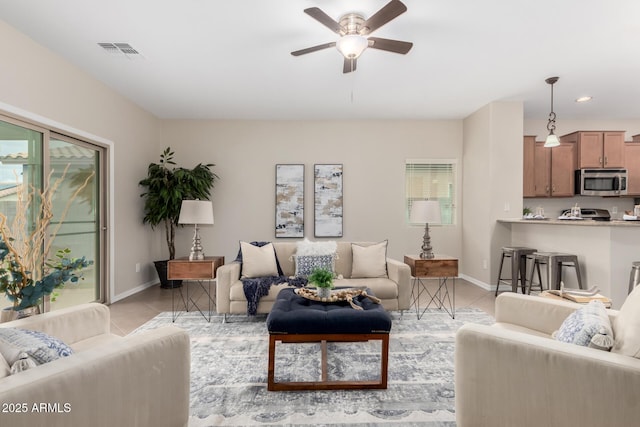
[0,166,94,311]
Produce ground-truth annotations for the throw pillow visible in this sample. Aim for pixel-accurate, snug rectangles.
[351,241,388,279]
[235,241,284,276]
[611,284,640,358]
[294,254,335,278]
[553,300,614,351]
[240,241,279,279]
[296,238,337,256]
[0,327,74,374]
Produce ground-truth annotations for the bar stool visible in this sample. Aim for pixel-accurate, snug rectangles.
[525,252,584,292]
[525,252,560,294]
[629,262,640,295]
[495,246,537,295]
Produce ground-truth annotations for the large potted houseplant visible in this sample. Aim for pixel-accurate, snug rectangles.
[139,147,218,288]
[0,167,93,321]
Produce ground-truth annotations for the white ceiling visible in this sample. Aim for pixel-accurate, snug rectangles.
[1,0,640,121]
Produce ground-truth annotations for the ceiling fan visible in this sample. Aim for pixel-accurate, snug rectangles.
[291,0,413,73]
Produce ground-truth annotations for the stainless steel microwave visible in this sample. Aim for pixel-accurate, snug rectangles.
[575,169,627,196]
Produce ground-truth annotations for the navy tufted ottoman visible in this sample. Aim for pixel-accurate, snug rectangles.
[266,287,392,391]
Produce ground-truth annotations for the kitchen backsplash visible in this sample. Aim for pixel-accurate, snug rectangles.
[523,196,634,219]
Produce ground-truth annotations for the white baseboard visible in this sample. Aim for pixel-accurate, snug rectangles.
[460,274,493,291]
[111,280,158,303]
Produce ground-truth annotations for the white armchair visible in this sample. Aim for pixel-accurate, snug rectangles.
[455,292,640,427]
[0,303,190,427]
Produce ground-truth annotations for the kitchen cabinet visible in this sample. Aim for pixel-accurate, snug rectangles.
[550,141,577,196]
[563,131,625,168]
[523,137,576,198]
[523,136,536,197]
[533,141,551,196]
[625,137,640,196]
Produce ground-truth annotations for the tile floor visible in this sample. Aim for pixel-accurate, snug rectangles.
[109,278,497,336]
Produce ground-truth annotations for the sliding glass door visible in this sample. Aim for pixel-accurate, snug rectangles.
[0,116,106,312]
[47,135,103,310]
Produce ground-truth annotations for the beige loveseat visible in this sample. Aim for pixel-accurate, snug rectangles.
[216,241,411,317]
[0,303,190,427]
[455,292,640,427]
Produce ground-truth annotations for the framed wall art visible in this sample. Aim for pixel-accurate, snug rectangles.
[275,164,304,238]
[314,164,343,237]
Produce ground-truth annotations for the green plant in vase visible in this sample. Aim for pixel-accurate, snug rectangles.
[308,267,334,299]
[139,147,218,288]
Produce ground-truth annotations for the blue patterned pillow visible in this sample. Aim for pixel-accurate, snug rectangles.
[553,301,614,351]
[0,327,74,369]
[294,254,335,278]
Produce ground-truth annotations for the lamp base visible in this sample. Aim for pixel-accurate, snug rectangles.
[189,224,205,261]
[419,223,435,259]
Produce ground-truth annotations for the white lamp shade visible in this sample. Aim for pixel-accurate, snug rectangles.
[410,200,441,224]
[336,35,369,58]
[178,200,214,225]
[544,133,560,147]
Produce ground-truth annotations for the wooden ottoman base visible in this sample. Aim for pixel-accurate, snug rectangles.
[267,333,389,391]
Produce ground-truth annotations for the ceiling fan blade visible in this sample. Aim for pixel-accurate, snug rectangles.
[368,37,413,54]
[291,42,336,56]
[361,0,407,35]
[343,57,357,74]
[304,7,343,34]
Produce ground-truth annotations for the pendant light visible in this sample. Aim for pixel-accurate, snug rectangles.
[544,76,560,148]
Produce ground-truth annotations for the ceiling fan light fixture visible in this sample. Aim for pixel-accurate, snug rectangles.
[336,34,368,58]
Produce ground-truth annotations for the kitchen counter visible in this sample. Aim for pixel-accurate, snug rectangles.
[498,218,640,227]
[497,218,640,308]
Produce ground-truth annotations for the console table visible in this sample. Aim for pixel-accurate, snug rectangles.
[168,256,224,322]
[404,255,458,319]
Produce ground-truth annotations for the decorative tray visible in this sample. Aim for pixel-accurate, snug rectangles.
[294,287,381,309]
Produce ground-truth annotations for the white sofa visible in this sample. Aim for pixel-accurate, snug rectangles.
[0,303,190,427]
[216,241,411,317]
[455,292,640,427]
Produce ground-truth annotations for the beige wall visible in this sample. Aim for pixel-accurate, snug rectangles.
[0,19,162,301]
[463,102,524,288]
[161,120,464,263]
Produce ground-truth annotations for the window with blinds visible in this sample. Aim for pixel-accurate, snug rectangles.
[405,160,456,225]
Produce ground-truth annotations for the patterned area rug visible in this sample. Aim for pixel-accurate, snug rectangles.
[132,309,494,427]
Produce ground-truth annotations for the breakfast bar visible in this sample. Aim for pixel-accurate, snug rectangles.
[497,218,640,308]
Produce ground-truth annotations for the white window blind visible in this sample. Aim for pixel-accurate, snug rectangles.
[405,160,456,225]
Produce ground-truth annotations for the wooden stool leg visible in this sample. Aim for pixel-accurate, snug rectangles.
[268,335,277,391]
[321,340,328,382]
[381,335,389,388]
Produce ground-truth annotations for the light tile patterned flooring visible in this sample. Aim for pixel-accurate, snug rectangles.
[108,278,497,336]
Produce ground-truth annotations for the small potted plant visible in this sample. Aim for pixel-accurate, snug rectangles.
[308,268,334,299]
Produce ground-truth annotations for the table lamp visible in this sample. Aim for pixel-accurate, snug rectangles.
[410,200,441,259]
[178,200,214,261]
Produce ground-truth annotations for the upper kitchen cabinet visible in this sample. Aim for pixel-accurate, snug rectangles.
[523,135,536,197]
[626,135,640,196]
[550,141,577,196]
[523,136,576,198]
[562,131,625,168]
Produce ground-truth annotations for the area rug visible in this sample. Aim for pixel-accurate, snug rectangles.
[132,309,494,427]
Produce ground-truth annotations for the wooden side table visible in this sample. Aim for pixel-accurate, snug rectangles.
[404,255,458,319]
[168,256,224,322]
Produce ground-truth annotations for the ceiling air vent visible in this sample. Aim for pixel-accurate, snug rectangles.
[98,42,141,58]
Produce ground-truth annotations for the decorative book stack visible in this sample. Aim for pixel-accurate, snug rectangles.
[542,286,612,308]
